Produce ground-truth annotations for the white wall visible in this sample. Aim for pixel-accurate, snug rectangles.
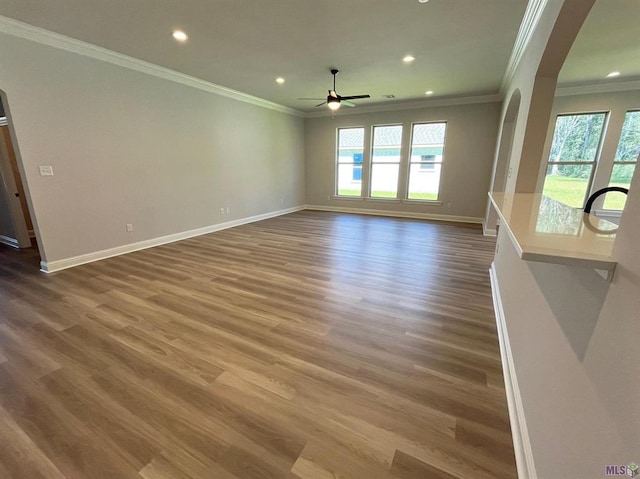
[0,32,305,265]
[305,102,500,221]
[502,0,594,195]
[490,0,640,477]
[494,166,640,478]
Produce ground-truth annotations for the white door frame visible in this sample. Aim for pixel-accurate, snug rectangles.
[0,117,30,248]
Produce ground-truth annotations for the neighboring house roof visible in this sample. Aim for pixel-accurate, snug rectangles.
[339,123,446,148]
[413,123,446,146]
[338,128,365,148]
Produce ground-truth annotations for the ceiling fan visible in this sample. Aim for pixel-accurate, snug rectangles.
[298,69,370,110]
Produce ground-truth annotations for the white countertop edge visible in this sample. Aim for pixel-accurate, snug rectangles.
[520,251,616,271]
[488,192,617,273]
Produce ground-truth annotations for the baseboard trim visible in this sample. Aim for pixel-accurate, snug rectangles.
[304,204,483,225]
[483,223,497,237]
[489,263,537,479]
[40,206,305,273]
[0,234,19,248]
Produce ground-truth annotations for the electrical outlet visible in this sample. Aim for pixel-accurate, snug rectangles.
[39,165,54,176]
[226,207,230,214]
[126,224,134,232]
[220,208,225,215]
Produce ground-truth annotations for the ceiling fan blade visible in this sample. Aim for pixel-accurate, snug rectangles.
[315,101,327,107]
[298,97,325,100]
[339,94,371,100]
[342,101,356,107]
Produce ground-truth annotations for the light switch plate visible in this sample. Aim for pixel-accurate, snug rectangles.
[39,165,54,176]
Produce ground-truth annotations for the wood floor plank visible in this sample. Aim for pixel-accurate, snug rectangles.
[391,449,460,479]
[0,401,66,479]
[0,211,516,478]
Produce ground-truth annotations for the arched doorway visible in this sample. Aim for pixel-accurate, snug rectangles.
[484,89,521,234]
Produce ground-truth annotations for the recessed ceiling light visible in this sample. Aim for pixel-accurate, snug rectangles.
[418,0,429,3]
[276,77,285,84]
[606,71,621,78]
[172,30,188,42]
[403,55,416,63]
[425,90,434,95]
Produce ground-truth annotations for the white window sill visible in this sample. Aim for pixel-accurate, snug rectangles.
[330,196,442,206]
[365,197,401,203]
[402,199,443,206]
[331,195,365,201]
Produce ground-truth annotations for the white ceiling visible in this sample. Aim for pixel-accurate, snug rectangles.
[0,1,636,113]
[559,0,640,87]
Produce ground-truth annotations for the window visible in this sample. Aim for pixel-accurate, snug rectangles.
[370,125,402,198]
[336,128,365,196]
[542,112,607,208]
[408,123,446,200]
[334,122,449,202]
[603,110,639,210]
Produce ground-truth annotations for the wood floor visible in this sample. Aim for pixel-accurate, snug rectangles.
[0,211,516,479]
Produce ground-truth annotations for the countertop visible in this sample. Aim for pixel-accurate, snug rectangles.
[489,192,617,272]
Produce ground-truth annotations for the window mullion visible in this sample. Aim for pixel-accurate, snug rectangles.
[362,126,372,197]
[398,125,411,200]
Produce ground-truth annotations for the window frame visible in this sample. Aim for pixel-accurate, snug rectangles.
[335,126,366,198]
[368,123,404,200]
[603,109,640,210]
[542,111,609,209]
[406,121,448,202]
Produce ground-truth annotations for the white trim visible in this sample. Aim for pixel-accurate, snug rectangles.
[555,80,640,97]
[0,234,19,248]
[40,206,304,273]
[489,263,537,479]
[0,16,304,118]
[364,197,402,204]
[483,223,497,237]
[304,94,501,118]
[330,195,365,201]
[501,0,549,93]
[0,123,30,248]
[304,204,482,224]
[402,199,443,206]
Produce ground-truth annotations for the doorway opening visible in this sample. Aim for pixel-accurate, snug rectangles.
[0,92,41,270]
[484,89,521,235]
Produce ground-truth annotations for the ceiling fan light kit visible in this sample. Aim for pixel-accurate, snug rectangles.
[298,69,371,111]
[327,96,341,110]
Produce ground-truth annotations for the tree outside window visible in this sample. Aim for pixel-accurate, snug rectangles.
[542,112,607,208]
[603,110,640,210]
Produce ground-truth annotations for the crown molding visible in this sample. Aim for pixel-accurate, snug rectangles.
[303,93,502,118]
[555,79,640,97]
[501,0,549,93]
[0,16,305,118]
